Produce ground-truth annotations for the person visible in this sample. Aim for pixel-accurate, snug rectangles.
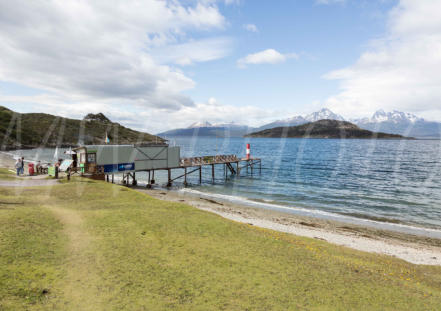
[20,157,25,175]
[54,159,61,179]
[72,154,77,169]
[36,161,41,174]
[15,158,21,176]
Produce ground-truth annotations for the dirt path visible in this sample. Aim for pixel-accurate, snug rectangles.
[49,207,104,310]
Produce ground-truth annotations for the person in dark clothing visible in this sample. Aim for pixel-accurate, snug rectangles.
[72,154,77,169]
[20,157,24,175]
[36,161,42,174]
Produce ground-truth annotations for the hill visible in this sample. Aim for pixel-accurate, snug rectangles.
[246,119,410,139]
[0,106,163,150]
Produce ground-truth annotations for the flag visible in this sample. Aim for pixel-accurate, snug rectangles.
[105,132,110,144]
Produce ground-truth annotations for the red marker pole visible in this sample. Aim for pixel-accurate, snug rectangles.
[246,143,250,160]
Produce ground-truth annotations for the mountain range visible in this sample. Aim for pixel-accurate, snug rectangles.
[158,108,441,138]
[353,110,440,138]
[246,119,409,139]
[158,122,255,138]
[255,108,345,131]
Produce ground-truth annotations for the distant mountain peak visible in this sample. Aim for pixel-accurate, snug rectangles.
[352,109,438,138]
[304,108,345,122]
[255,108,345,132]
[186,121,250,129]
[187,121,212,128]
[367,110,423,124]
[371,110,388,122]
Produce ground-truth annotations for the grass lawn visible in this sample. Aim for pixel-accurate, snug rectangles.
[0,177,441,310]
[0,168,19,180]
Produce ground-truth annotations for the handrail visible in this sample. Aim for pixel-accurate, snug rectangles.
[179,154,239,167]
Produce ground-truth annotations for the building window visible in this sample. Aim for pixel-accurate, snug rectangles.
[87,153,96,163]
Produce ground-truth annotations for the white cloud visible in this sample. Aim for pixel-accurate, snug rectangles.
[0,0,227,111]
[0,93,283,133]
[324,0,441,121]
[243,23,258,32]
[139,97,280,133]
[153,37,233,66]
[0,94,278,133]
[237,49,298,68]
[0,0,284,134]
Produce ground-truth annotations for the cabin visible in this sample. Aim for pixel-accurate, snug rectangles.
[72,144,180,175]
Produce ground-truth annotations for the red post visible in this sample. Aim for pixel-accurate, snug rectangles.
[246,143,250,160]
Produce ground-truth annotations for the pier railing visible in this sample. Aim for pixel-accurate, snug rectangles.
[180,154,238,167]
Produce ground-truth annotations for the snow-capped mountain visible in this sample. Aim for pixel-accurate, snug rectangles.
[159,108,440,139]
[354,110,439,138]
[211,121,248,129]
[187,121,249,129]
[357,110,424,125]
[256,108,345,131]
[304,108,345,122]
[158,121,254,137]
[187,121,213,128]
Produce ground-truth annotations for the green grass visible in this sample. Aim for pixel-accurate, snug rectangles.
[1,178,441,310]
[0,168,19,180]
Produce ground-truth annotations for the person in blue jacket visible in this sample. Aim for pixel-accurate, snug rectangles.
[15,158,21,176]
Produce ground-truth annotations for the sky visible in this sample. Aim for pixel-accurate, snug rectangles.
[1,0,441,133]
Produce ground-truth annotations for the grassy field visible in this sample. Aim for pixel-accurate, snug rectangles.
[0,175,441,310]
[0,168,19,180]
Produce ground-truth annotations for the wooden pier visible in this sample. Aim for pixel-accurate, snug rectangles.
[120,154,262,188]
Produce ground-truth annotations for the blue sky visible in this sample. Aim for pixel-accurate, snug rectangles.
[1,0,440,133]
[185,1,396,112]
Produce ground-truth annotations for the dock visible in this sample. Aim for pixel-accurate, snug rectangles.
[71,144,261,188]
[121,155,262,188]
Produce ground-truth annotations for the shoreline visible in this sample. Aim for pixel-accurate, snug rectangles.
[178,187,441,239]
[137,187,441,266]
[2,151,441,265]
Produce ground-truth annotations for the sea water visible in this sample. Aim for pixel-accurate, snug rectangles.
[10,137,441,235]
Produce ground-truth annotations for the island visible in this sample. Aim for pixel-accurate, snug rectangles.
[245,119,412,139]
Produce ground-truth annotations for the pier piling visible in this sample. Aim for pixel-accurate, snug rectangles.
[167,169,172,187]
[211,164,215,183]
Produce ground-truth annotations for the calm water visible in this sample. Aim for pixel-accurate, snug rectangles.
[11,138,441,233]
